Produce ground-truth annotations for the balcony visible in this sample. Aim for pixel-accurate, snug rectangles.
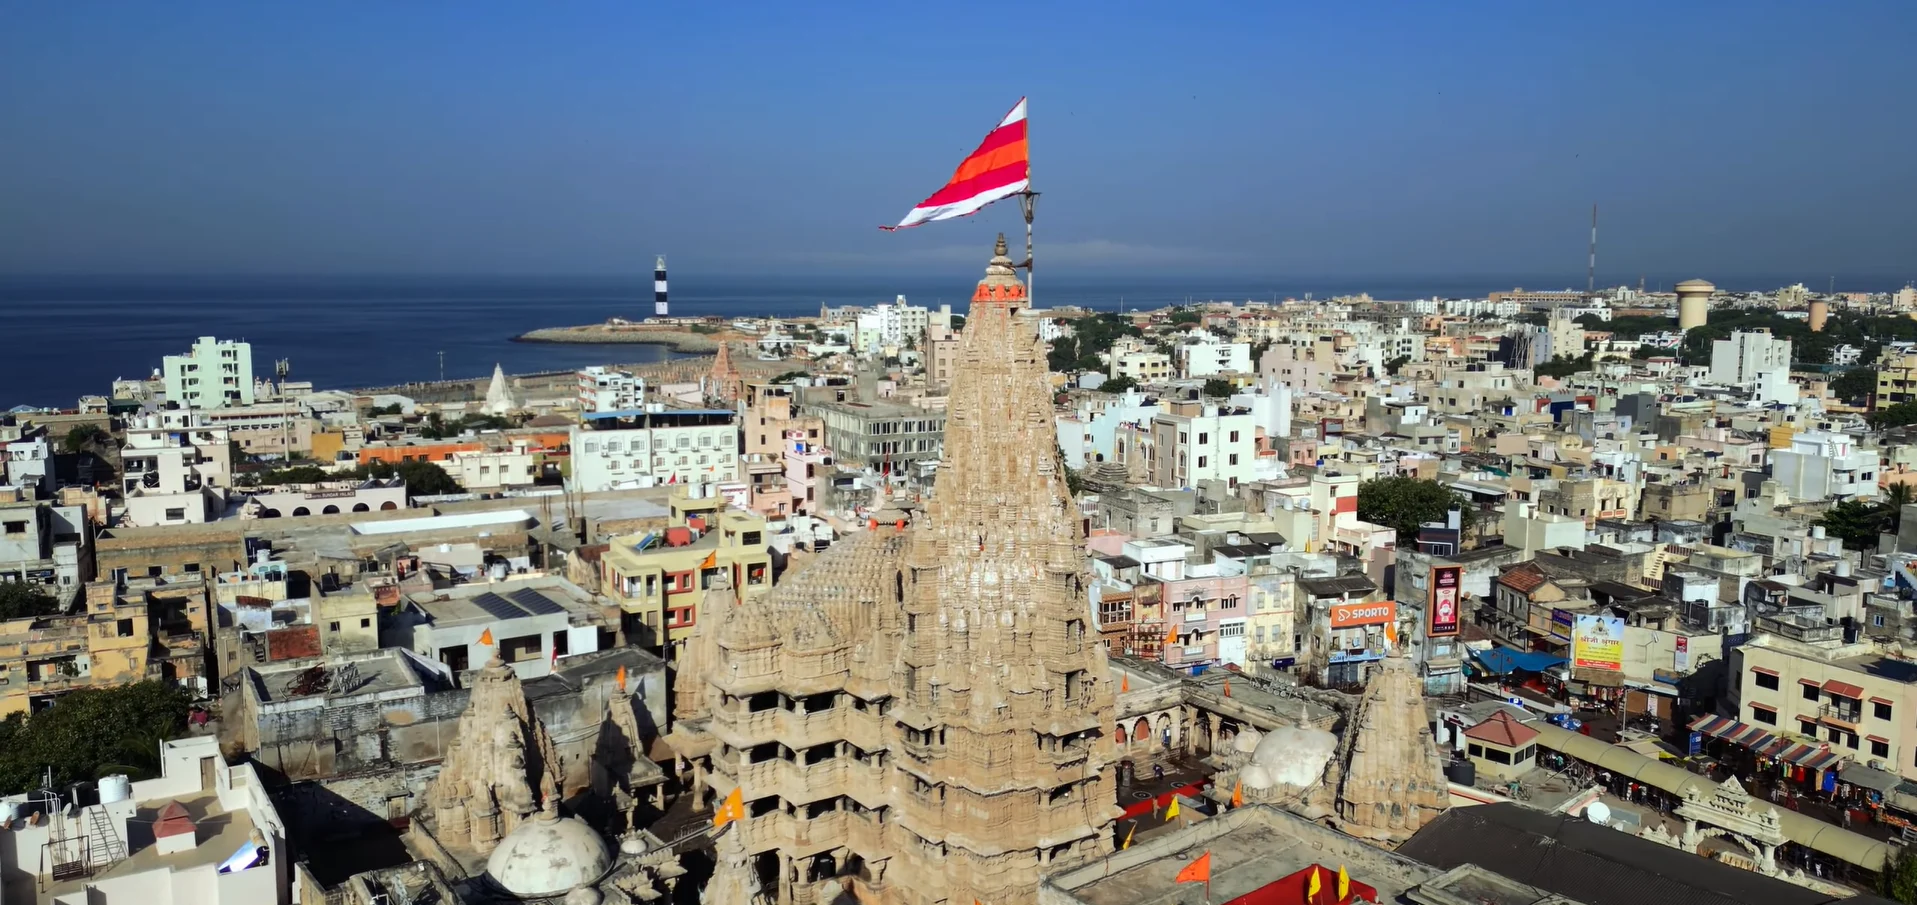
[1819,704,1862,729]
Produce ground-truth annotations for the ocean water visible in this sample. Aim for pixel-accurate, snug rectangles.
[0,271,1893,408]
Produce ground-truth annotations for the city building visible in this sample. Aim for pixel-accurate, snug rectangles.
[1144,404,1258,490]
[577,366,647,413]
[384,576,612,679]
[0,495,93,597]
[596,500,772,649]
[162,336,255,409]
[569,408,741,493]
[119,412,233,527]
[1710,330,1797,404]
[1174,337,1252,378]
[812,399,946,476]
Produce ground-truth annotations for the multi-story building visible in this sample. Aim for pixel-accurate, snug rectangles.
[597,501,772,650]
[195,400,311,458]
[1771,431,1878,502]
[119,412,232,527]
[386,576,612,679]
[0,580,152,716]
[1731,620,1917,780]
[1110,350,1172,383]
[812,399,945,476]
[447,444,539,492]
[356,438,485,467]
[0,496,93,599]
[853,296,930,352]
[1145,405,1258,490]
[1174,337,1251,378]
[577,366,647,413]
[569,408,741,493]
[162,336,255,409]
[783,428,835,516]
[4,434,53,498]
[742,382,821,459]
[1710,330,1798,404]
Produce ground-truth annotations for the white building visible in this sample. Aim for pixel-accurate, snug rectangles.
[1110,351,1172,382]
[162,336,255,409]
[195,401,312,458]
[577,366,647,413]
[449,445,539,492]
[569,408,741,493]
[0,735,288,905]
[1055,389,1161,470]
[854,297,930,353]
[387,577,607,679]
[120,412,232,527]
[238,478,408,518]
[4,434,53,497]
[1710,330,1796,404]
[1772,431,1878,502]
[1148,405,1259,490]
[1175,337,1252,378]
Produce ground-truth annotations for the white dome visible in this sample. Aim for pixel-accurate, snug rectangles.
[1248,725,1338,790]
[486,810,614,898]
[1232,728,1264,755]
[1242,763,1276,791]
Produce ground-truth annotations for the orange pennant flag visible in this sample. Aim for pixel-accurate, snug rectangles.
[1223,678,1232,697]
[478,628,494,646]
[1163,625,1178,649]
[699,550,718,570]
[1231,780,1244,808]
[1120,674,1130,693]
[1174,850,1211,884]
[615,664,628,692]
[713,786,744,829]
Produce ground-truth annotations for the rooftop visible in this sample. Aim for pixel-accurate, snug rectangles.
[412,577,601,629]
[350,508,533,536]
[251,650,428,703]
[45,791,258,902]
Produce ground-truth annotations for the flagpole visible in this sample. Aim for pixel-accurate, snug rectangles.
[1021,97,1037,304]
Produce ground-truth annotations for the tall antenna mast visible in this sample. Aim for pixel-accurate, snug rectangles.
[1587,204,1598,296]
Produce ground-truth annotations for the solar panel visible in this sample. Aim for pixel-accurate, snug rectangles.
[508,587,567,616]
[471,592,531,621]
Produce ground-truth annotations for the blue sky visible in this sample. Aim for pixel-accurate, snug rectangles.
[2,1,1912,282]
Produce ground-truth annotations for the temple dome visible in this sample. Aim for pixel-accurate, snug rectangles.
[485,808,613,898]
[1232,727,1264,755]
[1244,724,1337,791]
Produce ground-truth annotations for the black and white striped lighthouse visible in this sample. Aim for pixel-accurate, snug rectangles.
[653,255,668,317]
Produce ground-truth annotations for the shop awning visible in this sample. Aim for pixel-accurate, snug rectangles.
[1687,714,1777,750]
[1473,647,1568,676]
[1823,679,1866,699]
[1841,760,1903,795]
[1758,737,1845,773]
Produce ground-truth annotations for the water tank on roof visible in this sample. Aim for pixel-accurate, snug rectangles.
[1444,759,1476,786]
[99,775,131,804]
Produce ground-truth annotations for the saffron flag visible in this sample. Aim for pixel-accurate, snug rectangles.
[1120,674,1130,693]
[1164,625,1178,650]
[1338,864,1350,900]
[1307,866,1322,900]
[713,787,745,829]
[1231,780,1243,808]
[883,98,1030,230]
[616,664,628,692]
[1121,822,1135,850]
[699,551,718,570]
[1164,796,1180,821]
[1223,678,1232,697]
[1174,851,1211,885]
[478,628,494,646]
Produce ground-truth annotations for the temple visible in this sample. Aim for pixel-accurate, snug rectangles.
[669,235,1117,904]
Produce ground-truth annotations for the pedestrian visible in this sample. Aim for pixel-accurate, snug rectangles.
[1153,763,1165,782]
[1843,809,1852,828]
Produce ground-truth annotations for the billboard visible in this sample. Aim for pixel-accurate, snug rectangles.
[1571,614,1625,671]
[1427,565,1462,637]
[1330,600,1396,629]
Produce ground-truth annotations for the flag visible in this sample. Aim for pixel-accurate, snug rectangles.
[478,628,494,646]
[1163,625,1178,650]
[1174,851,1210,885]
[616,664,628,692]
[1164,796,1180,821]
[883,98,1030,230]
[1231,780,1243,808]
[713,786,744,829]
[1223,678,1232,697]
[1121,822,1135,850]
[1120,674,1130,693]
[699,551,718,570]
[1337,864,1350,900]
[550,645,560,667]
[1307,866,1322,900]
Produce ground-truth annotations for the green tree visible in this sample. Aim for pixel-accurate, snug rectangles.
[1384,355,1412,376]
[1831,367,1877,405]
[1202,378,1235,398]
[1534,353,1595,379]
[1250,339,1273,367]
[0,583,61,620]
[0,682,193,793]
[1356,476,1474,539]
[1167,307,1201,327]
[1048,336,1083,373]
[63,425,102,454]
[368,403,404,416]
[770,370,810,384]
[1819,498,1893,551]
[1631,345,1663,360]
[363,460,463,495]
[1516,312,1549,327]
[1099,375,1139,394]
[1870,402,1917,430]
[1883,840,1917,903]
[950,315,966,331]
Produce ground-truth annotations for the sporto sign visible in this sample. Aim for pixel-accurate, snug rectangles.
[1330,601,1397,628]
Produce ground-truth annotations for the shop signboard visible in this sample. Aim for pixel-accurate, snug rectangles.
[1571,614,1625,671]
[1427,565,1462,637]
[1329,600,1396,629]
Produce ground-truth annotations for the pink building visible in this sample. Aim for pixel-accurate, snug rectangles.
[1155,567,1251,673]
[783,428,834,516]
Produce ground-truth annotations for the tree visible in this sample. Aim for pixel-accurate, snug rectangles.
[1534,353,1594,379]
[1048,336,1083,373]
[0,583,60,620]
[1168,308,1201,327]
[63,425,102,454]
[1356,476,1473,539]
[1819,499,1892,551]
[769,370,810,384]
[1831,367,1877,406]
[1870,402,1917,430]
[1201,378,1235,398]
[1631,345,1663,360]
[0,681,193,793]
[1884,842,1917,904]
[368,403,404,416]
[950,315,966,332]
[1889,483,1916,535]
[1384,355,1412,376]
[363,460,463,496]
[1099,375,1139,394]
[1250,339,1273,367]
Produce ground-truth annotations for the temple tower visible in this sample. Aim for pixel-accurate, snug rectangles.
[883,235,1118,905]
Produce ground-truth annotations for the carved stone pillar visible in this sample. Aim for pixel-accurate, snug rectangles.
[1680,818,1700,850]
[779,851,794,905]
[1182,707,1198,755]
[1758,843,1779,876]
[1206,713,1222,755]
[691,760,709,813]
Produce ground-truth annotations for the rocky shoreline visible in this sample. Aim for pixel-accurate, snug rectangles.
[513,325,723,353]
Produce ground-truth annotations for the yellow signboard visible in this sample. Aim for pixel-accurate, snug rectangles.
[1571,615,1624,671]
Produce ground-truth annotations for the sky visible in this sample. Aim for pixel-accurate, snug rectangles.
[2,1,1914,284]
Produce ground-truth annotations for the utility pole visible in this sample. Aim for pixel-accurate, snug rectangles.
[437,351,445,382]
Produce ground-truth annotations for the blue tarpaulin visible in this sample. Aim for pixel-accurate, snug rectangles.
[1473,647,1568,676]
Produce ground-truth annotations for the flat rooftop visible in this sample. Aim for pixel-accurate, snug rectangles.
[45,791,257,902]
[413,578,601,629]
[252,651,424,703]
[350,509,533,536]
[1045,804,1435,905]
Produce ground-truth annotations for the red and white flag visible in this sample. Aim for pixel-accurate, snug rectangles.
[883,98,1029,230]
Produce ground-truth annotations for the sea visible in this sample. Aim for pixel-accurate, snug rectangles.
[0,271,1898,409]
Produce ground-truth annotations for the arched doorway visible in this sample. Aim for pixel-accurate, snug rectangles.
[292,507,310,516]
[321,505,340,515]
[1132,719,1151,744]
[259,508,281,518]
[1155,714,1173,749]
[351,503,370,512]
[379,501,398,511]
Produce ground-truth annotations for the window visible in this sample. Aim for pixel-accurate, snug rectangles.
[116,619,134,637]
[1802,683,1820,701]
[1467,743,1484,758]
[2,521,24,536]
[147,566,163,578]
[183,562,201,574]
[1873,739,1891,758]
[1800,718,1819,736]
[360,618,371,628]
[1751,705,1777,725]
[1875,701,1894,721]
[328,621,341,632]
[552,632,569,656]
[1198,432,1208,445]
[164,507,186,521]
[1229,430,1239,442]
[742,531,762,546]
[1754,672,1780,690]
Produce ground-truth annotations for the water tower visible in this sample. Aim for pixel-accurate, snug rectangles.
[1676,279,1715,331]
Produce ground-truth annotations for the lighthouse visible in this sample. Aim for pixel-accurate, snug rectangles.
[654,256,668,318]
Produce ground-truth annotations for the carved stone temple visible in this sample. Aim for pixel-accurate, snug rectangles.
[669,235,1119,904]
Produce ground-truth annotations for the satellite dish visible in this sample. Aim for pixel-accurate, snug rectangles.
[1584,801,1612,826]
